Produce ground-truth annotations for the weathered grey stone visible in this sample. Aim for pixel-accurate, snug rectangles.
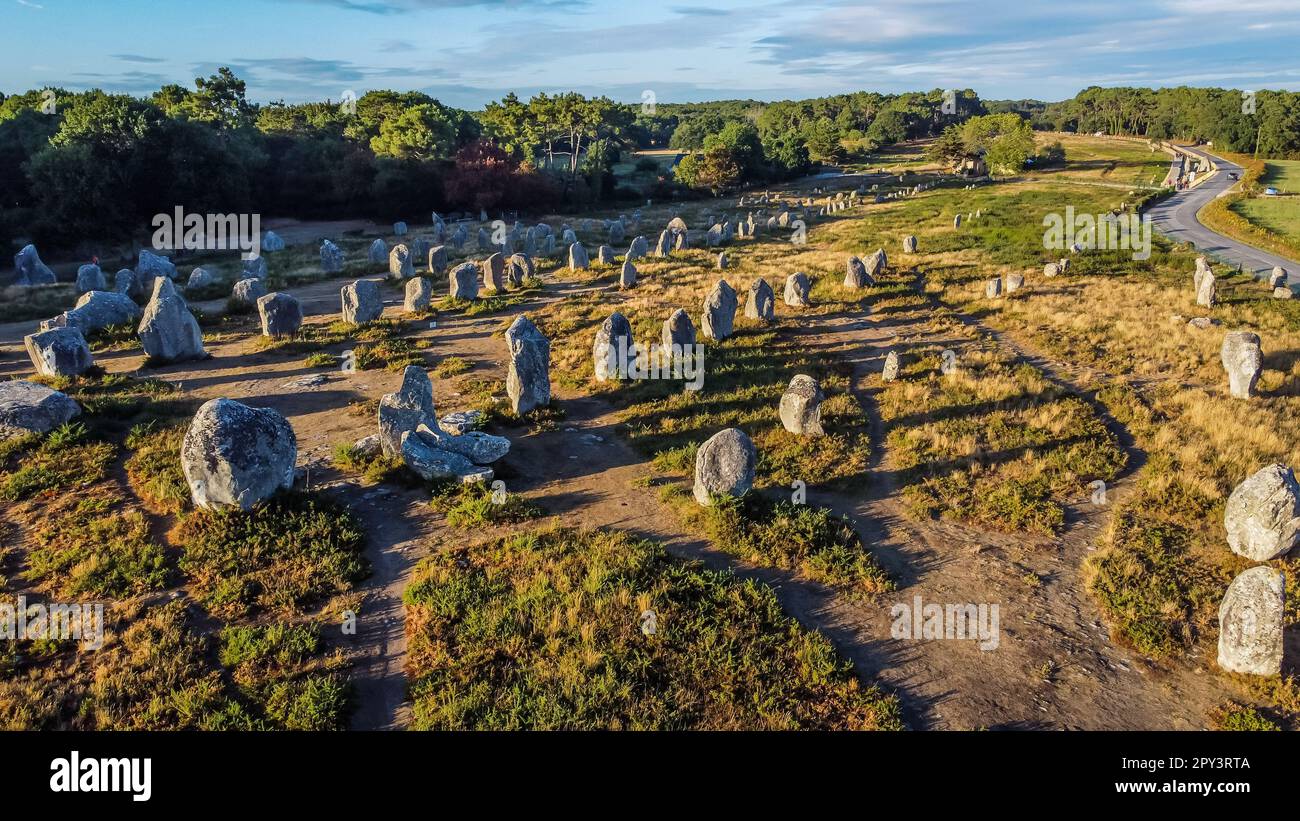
[482,253,506,291]
[654,230,673,257]
[1221,330,1261,399]
[985,277,1002,299]
[257,292,302,338]
[1269,266,1288,289]
[619,260,637,290]
[1225,464,1300,561]
[1217,566,1284,676]
[1197,272,1217,308]
[1044,262,1062,278]
[1273,286,1293,300]
[568,242,589,271]
[593,311,636,382]
[744,278,775,322]
[866,249,886,278]
[241,256,268,281]
[404,277,433,313]
[784,272,812,307]
[261,231,285,252]
[352,434,382,458]
[477,227,491,251]
[667,216,688,233]
[0,380,80,439]
[505,315,550,415]
[368,238,388,263]
[1005,273,1025,294]
[321,239,345,273]
[14,244,56,286]
[186,267,213,291]
[450,262,478,301]
[717,252,728,270]
[438,409,484,436]
[627,235,648,261]
[393,221,408,236]
[701,279,737,341]
[423,425,510,465]
[779,375,823,436]
[182,398,297,511]
[231,277,267,308]
[674,231,690,251]
[902,235,918,254]
[64,291,140,334]
[844,255,871,289]
[24,327,93,377]
[663,308,695,351]
[597,245,616,265]
[389,244,414,279]
[400,429,492,484]
[882,350,900,382]
[76,264,105,294]
[378,365,436,457]
[114,269,138,298]
[508,253,533,286]
[138,278,206,363]
[693,428,757,506]
[341,279,383,325]
[427,245,448,274]
[136,250,176,286]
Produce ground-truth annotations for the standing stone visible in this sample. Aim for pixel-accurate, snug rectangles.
[717,252,729,270]
[76,264,105,294]
[256,292,303,338]
[389,244,414,279]
[1225,464,1300,561]
[1273,287,1293,300]
[844,256,871,289]
[568,242,589,271]
[1217,566,1284,676]
[0,380,80,439]
[693,428,757,506]
[136,249,176,286]
[477,227,491,251]
[341,279,382,325]
[654,230,673,257]
[321,239,345,274]
[378,365,436,457]
[1221,331,1261,399]
[231,277,267,308]
[1044,262,1062,278]
[674,231,690,251]
[784,272,812,307]
[1005,273,1025,294]
[450,225,467,251]
[138,278,206,363]
[1197,273,1217,308]
[393,221,408,236]
[181,398,297,511]
[1269,266,1288,289]
[368,238,388,264]
[404,277,434,313]
[482,253,506,291]
[744,278,775,322]
[507,253,532,287]
[24,327,93,378]
[14,244,56,286]
[115,269,138,298]
[882,350,900,382]
[701,280,738,341]
[953,214,962,229]
[619,260,637,290]
[985,278,1002,299]
[902,235,918,254]
[186,267,213,291]
[667,216,688,233]
[261,231,285,252]
[662,308,696,352]
[505,315,550,415]
[62,291,140,334]
[597,245,616,266]
[450,262,478,301]
[779,375,824,436]
[627,236,648,261]
[427,245,448,274]
[593,311,636,382]
[241,256,268,281]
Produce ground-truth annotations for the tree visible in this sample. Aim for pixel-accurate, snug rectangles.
[178,67,253,130]
[370,103,458,160]
[674,146,741,195]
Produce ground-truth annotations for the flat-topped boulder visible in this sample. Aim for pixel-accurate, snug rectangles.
[779,374,823,436]
[136,249,176,286]
[257,292,303,338]
[0,380,80,439]
[400,428,492,484]
[181,398,297,510]
[24,327,93,378]
[63,290,140,334]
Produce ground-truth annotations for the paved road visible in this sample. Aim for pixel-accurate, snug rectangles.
[1145,146,1299,277]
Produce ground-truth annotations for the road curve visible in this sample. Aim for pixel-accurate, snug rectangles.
[1144,147,1299,277]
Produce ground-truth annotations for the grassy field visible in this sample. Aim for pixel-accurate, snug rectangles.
[1232,159,1300,248]
[1031,133,1171,189]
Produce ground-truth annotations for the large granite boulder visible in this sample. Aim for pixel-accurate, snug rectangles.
[261,231,285,252]
[404,277,433,313]
[421,424,510,466]
[321,239,345,273]
[231,277,267,308]
[400,428,492,484]
[14,244,56,286]
[744,278,775,322]
[1217,566,1284,676]
[368,238,388,263]
[1225,463,1300,561]
[76,264,106,294]
[568,242,590,271]
[505,315,550,415]
[449,262,478,301]
[844,255,871,289]
[257,292,303,339]
[181,398,297,511]
[1221,331,1262,399]
[593,311,636,382]
[63,291,140,334]
[136,250,176,286]
[389,243,414,279]
[24,327,94,378]
[779,374,824,436]
[427,245,448,274]
[627,236,648,261]
[662,308,696,351]
[902,235,918,254]
[138,278,206,363]
[619,259,637,290]
[341,279,382,324]
[186,267,214,291]
[378,365,436,457]
[693,428,757,506]
[482,252,506,291]
[0,380,80,439]
[784,272,812,307]
[701,279,737,341]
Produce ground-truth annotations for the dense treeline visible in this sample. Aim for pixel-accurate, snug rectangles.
[1028,86,1300,158]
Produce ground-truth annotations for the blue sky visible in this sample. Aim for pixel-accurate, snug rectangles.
[3,0,1299,107]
